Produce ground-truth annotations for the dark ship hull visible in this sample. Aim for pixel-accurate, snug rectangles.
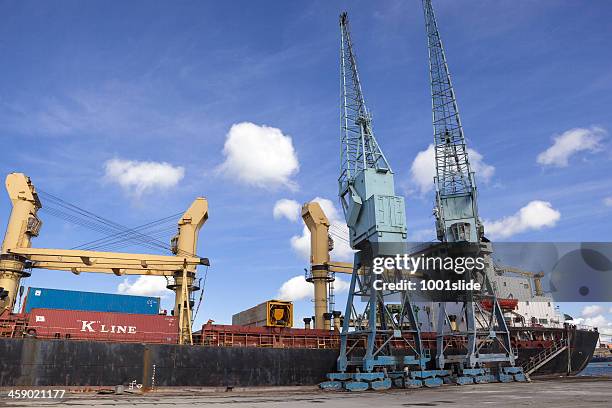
[513,327,598,376]
[0,326,598,387]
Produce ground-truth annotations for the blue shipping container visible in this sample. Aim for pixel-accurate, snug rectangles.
[23,287,160,315]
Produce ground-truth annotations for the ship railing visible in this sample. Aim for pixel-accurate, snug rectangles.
[200,326,341,349]
[0,314,28,338]
[572,323,596,331]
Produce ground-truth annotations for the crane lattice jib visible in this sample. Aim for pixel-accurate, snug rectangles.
[423,0,474,197]
[339,12,390,192]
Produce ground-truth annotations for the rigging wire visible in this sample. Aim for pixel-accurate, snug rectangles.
[39,192,171,253]
[329,224,349,235]
[88,227,178,252]
[329,234,349,245]
[329,226,350,245]
[41,205,169,253]
[73,213,181,250]
[37,189,200,258]
[82,224,177,251]
[192,265,210,322]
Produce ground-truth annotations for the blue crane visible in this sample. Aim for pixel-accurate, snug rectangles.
[422,0,526,383]
[320,12,429,391]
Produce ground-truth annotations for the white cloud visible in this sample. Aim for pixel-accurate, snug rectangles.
[537,126,605,167]
[567,305,612,336]
[584,315,611,330]
[277,274,350,301]
[468,148,495,184]
[273,199,301,222]
[290,197,354,262]
[334,277,351,293]
[290,225,311,260]
[410,145,436,194]
[604,197,612,207]
[277,275,312,301]
[117,275,172,297]
[313,197,341,222]
[569,315,612,336]
[582,305,604,317]
[484,200,561,239]
[104,158,184,196]
[410,144,494,194]
[217,122,299,190]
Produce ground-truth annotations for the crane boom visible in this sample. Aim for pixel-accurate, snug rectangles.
[423,0,482,243]
[339,12,390,191]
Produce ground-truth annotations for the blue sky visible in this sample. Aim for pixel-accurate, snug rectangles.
[1,0,611,333]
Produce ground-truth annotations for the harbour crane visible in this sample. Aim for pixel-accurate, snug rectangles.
[422,0,526,382]
[321,12,427,391]
[0,173,208,344]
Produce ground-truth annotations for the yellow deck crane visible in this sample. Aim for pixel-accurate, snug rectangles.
[0,173,208,344]
[302,202,425,333]
[301,202,352,330]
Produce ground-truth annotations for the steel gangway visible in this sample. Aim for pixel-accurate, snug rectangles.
[522,338,569,375]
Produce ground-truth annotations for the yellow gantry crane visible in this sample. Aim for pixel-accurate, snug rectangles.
[0,173,208,344]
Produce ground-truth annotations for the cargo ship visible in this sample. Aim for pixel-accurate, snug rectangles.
[0,281,599,387]
[0,174,599,387]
